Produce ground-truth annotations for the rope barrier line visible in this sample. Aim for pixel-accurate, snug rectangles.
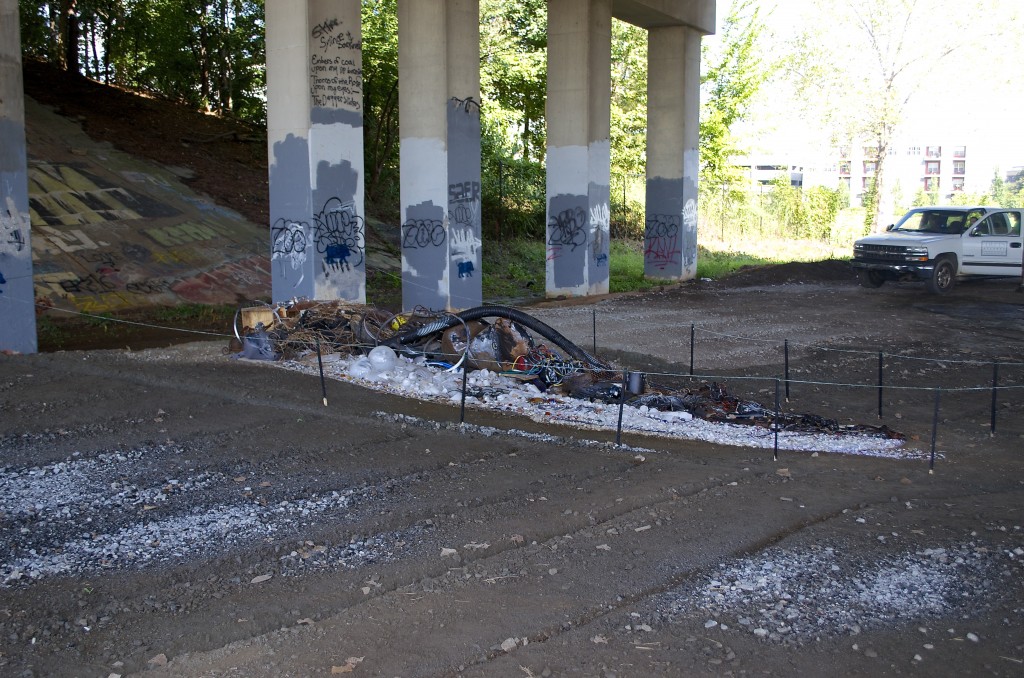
[629,369,1024,394]
[531,307,1024,367]
[11,296,1024,394]
[33,302,234,338]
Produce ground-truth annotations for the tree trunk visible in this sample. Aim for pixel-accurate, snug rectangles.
[65,0,80,74]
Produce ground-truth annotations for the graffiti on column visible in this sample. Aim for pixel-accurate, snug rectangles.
[644,214,681,271]
[547,206,588,257]
[313,197,364,275]
[449,96,481,114]
[448,180,480,279]
[271,218,309,288]
[310,18,363,111]
[589,203,609,267]
[2,195,29,255]
[402,219,446,250]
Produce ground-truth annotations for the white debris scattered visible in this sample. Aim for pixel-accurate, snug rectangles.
[285,353,910,458]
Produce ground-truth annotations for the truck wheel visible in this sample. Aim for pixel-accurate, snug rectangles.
[926,257,956,294]
[857,270,885,288]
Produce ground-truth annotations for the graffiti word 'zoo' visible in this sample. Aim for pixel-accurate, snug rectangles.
[403,220,445,249]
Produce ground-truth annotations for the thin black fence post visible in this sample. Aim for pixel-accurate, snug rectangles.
[773,378,781,461]
[990,362,999,436]
[315,336,328,406]
[592,309,597,356]
[459,365,469,424]
[615,369,628,446]
[689,324,695,376]
[877,352,885,419]
[929,388,941,473]
[784,340,790,401]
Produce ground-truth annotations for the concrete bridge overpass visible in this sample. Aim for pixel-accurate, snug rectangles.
[1,0,714,353]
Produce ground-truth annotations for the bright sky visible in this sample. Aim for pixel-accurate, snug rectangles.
[712,0,1024,175]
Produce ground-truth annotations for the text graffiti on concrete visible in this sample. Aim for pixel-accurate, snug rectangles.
[644,214,681,271]
[1,196,30,255]
[402,219,446,249]
[313,197,364,273]
[548,207,588,251]
[309,17,362,110]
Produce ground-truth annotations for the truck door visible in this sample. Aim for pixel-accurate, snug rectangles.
[961,210,1023,276]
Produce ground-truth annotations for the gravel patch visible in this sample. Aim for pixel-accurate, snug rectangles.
[659,540,1024,645]
[0,446,411,586]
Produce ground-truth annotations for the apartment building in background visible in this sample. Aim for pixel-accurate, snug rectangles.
[836,141,980,207]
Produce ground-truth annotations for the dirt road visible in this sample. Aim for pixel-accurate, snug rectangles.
[2,270,1024,677]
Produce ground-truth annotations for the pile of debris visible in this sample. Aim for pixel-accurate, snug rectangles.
[231,300,901,440]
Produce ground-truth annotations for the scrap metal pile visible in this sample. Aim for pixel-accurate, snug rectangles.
[232,300,902,439]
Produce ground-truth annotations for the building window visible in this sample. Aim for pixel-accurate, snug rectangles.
[952,177,965,191]
[953,160,965,175]
[954,146,966,158]
[839,161,851,175]
[926,146,942,158]
[907,146,921,156]
[841,177,851,189]
[863,161,877,174]
[863,146,879,159]
[924,177,940,192]
[862,176,873,190]
[925,161,941,175]
[839,146,850,159]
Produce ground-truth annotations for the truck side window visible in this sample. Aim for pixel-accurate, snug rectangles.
[989,213,1009,236]
[1007,212,1021,237]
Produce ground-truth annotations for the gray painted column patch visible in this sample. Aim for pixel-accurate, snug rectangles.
[269,134,315,299]
[447,97,482,309]
[402,201,448,311]
[546,193,589,290]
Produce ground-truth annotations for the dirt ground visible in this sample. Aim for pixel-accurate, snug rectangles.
[7,61,1024,678]
[3,273,1024,678]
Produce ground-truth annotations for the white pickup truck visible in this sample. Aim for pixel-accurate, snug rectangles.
[851,206,1024,293]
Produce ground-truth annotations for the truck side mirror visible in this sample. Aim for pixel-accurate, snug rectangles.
[885,224,895,231]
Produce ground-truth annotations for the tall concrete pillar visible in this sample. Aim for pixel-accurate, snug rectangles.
[0,0,37,353]
[545,0,611,298]
[398,0,482,312]
[644,25,700,280]
[267,0,365,304]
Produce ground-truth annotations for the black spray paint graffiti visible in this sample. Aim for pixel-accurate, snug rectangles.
[2,196,28,254]
[125,279,175,295]
[644,215,681,270]
[547,207,588,251]
[313,198,364,273]
[449,96,481,113]
[0,268,6,295]
[402,219,446,249]
[59,273,117,295]
[272,219,310,288]
[448,180,481,228]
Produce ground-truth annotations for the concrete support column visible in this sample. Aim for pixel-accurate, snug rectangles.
[644,24,700,280]
[267,0,365,304]
[545,0,611,298]
[0,0,37,353]
[398,0,481,312]
[446,0,482,310]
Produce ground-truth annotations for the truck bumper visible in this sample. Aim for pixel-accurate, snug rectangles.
[851,260,935,280]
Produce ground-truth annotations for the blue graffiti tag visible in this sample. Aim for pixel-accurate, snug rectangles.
[457,261,475,278]
[0,268,6,295]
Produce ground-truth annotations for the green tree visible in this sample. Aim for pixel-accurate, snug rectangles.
[699,0,772,188]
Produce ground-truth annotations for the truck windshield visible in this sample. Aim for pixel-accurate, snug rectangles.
[895,210,975,234]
